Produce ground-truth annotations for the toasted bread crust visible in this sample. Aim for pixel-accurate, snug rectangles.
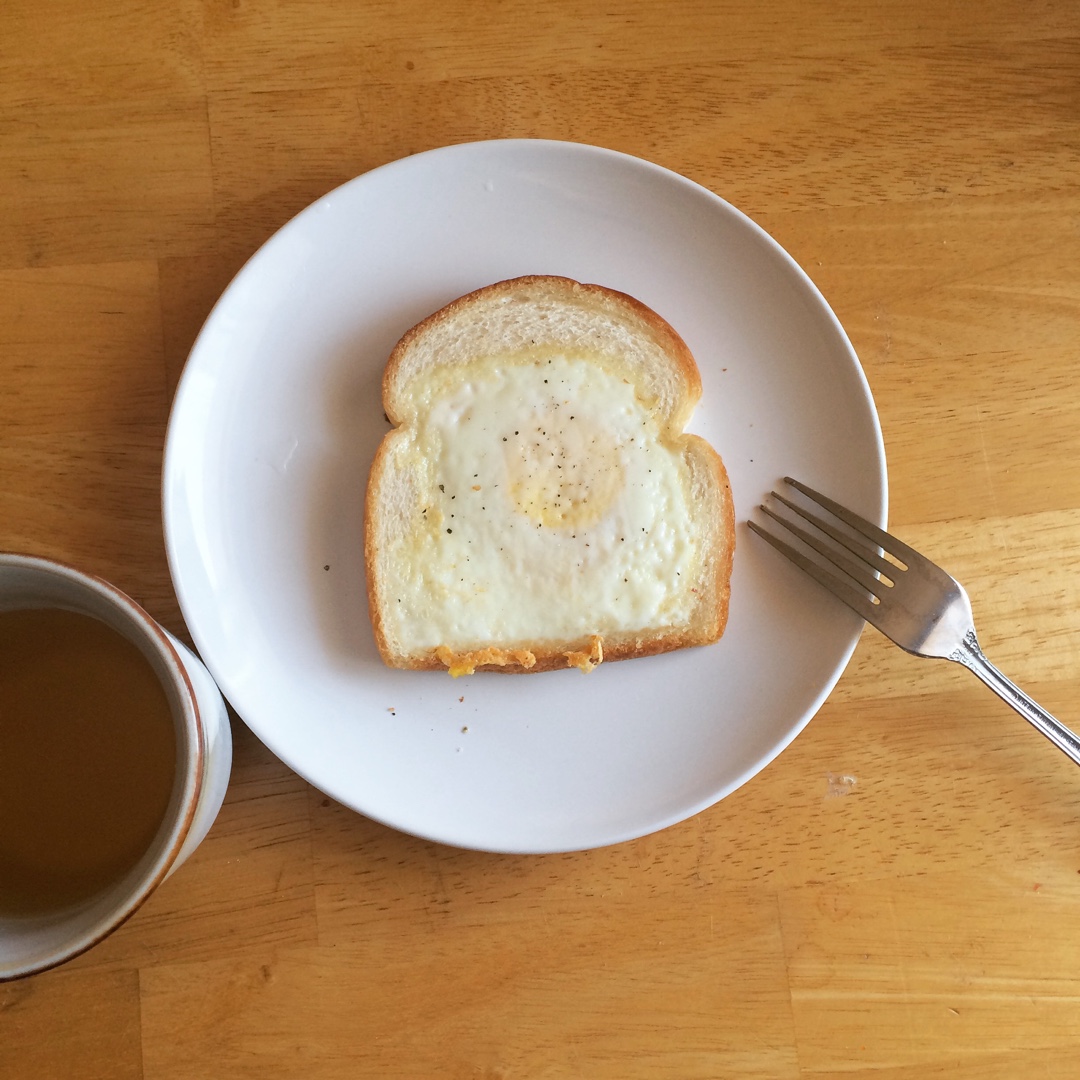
[365,276,735,674]
[363,431,399,666]
[381,627,721,674]
[383,276,703,433]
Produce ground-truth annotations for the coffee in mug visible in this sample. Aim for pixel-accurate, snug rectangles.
[0,553,232,980]
[0,608,178,916]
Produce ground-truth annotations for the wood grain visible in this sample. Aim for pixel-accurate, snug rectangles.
[3,0,1080,1075]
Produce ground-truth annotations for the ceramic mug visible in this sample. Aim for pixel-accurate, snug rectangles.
[0,552,232,980]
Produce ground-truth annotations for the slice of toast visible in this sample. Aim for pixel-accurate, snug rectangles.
[365,276,734,675]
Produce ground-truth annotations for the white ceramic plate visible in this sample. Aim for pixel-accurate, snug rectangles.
[164,140,886,854]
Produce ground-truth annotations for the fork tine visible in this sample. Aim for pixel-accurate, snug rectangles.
[747,519,880,623]
[783,477,920,567]
[770,491,895,577]
[758,503,885,598]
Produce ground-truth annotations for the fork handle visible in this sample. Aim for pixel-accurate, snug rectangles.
[951,629,1080,767]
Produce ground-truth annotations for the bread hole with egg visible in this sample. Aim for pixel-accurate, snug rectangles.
[364,276,735,675]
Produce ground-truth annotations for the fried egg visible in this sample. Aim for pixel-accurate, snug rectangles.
[383,351,700,651]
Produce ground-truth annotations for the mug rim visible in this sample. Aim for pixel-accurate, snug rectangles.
[0,551,206,980]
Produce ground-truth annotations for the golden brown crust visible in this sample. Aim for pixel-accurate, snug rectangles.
[382,275,702,431]
[683,434,736,644]
[379,625,727,675]
[363,429,403,666]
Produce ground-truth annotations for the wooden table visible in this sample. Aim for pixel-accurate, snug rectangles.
[3,1,1080,1076]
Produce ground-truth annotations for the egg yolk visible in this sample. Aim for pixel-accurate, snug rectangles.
[505,413,624,530]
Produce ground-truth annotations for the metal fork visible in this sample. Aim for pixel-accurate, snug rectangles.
[749,477,1080,767]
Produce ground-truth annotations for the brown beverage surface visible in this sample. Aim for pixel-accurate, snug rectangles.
[0,608,176,916]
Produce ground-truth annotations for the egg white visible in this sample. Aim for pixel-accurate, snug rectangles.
[387,353,699,650]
